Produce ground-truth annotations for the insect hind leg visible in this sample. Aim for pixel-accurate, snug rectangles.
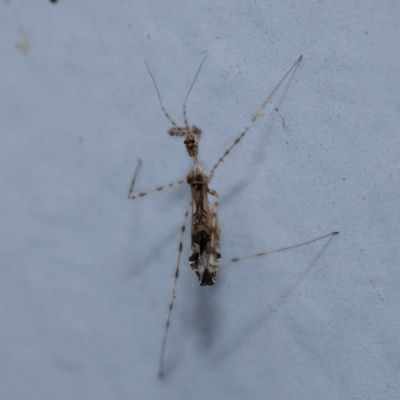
[216,231,339,266]
[159,201,191,378]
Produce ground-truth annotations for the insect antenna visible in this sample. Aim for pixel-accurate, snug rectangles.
[145,60,178,127]
[159,202,192,378]
[209,55,303,181]
[182,53,209,130]
[215,231,338,266]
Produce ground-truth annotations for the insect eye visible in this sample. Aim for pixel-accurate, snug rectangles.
[191,139,195,144]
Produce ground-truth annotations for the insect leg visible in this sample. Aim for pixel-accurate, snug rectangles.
[128,159,185,200]
[215,231,339,266]
[208,55,303,182]
[159,201,192,378]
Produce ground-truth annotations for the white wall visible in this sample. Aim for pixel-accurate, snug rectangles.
[1,1,399,399]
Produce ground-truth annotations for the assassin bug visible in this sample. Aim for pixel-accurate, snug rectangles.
[128,54,338,376]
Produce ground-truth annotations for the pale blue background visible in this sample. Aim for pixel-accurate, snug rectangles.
[1,1,399,399]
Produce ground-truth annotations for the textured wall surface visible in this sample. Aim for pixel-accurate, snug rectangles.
[1,1,399,399]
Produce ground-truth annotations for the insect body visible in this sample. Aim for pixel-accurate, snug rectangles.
[168,114,222,285]
[187,162,221,286]
[128,54,338,376]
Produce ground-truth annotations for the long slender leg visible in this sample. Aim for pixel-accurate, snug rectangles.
[208,55,302,182]
[128,180,186,200]
[128,158,185,200]
[159,201,192,378]
[213,231,339,266]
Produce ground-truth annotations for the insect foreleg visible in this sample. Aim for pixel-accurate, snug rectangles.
[128,159,185,200]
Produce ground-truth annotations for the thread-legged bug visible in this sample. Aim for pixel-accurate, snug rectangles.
[128,54,338,376]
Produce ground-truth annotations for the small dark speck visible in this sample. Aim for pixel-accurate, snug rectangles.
[147,34,151,39]
[343,178,345,180]
[275,107,279,112]
[286,141,289,144]
[49,0,57,3]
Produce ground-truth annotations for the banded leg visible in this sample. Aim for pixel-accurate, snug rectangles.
[159,201,192,378]
[213,231,339,266]
[128,159,185,200]
[208,55,303,182]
